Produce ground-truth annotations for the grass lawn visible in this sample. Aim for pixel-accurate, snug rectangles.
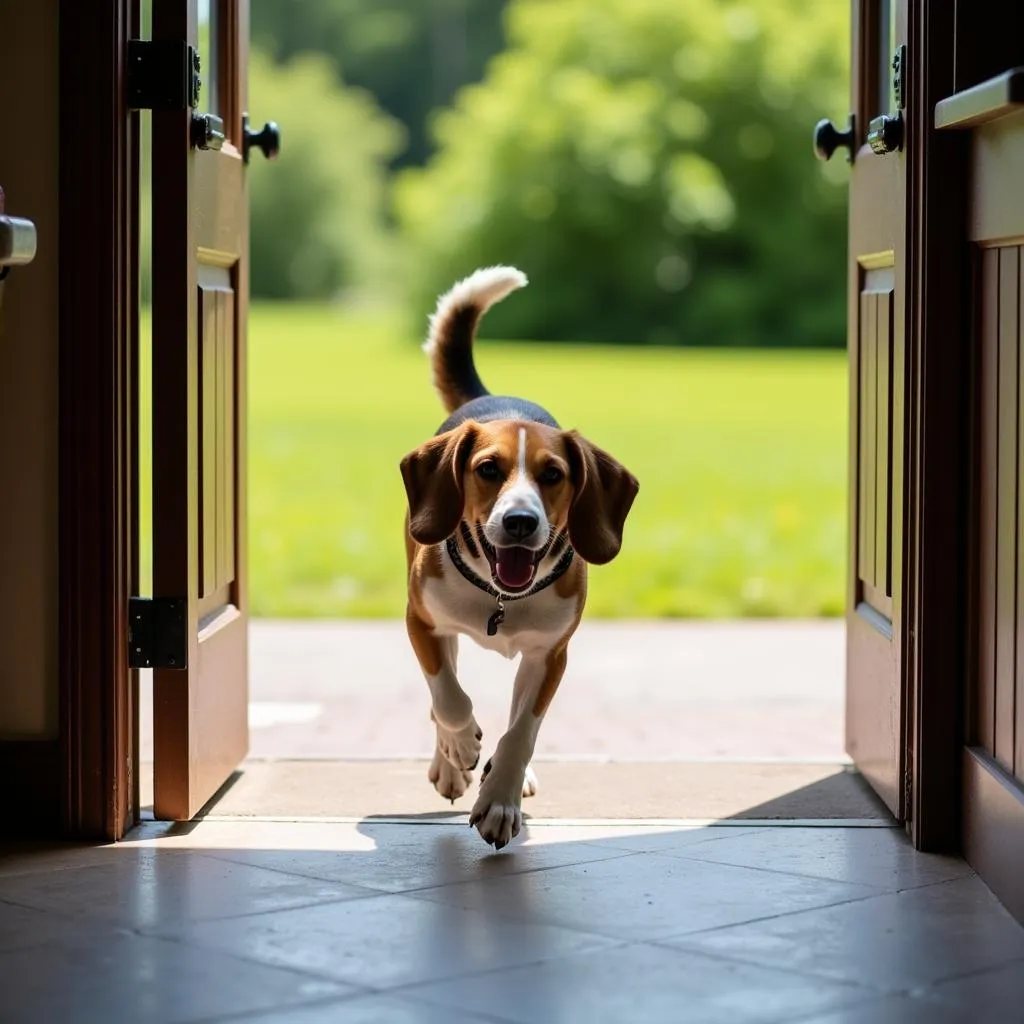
[141,303,848,618]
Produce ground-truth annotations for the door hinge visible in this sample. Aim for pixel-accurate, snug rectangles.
[892,44,907,111]
[128,597,187,670]
[126,39,201,111]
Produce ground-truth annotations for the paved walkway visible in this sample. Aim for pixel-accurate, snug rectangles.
[142,620,846,763]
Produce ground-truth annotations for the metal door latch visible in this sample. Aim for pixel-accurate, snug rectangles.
[191,112,225,151]
[868,113,903,154]
[0,186,37,279]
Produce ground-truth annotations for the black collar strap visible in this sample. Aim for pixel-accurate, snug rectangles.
[445,527,575,635]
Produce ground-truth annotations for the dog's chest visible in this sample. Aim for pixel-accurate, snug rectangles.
[421,568,578,657]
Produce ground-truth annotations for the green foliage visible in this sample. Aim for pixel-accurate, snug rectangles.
[395,0,851,347]
[252,0,510,167]
[247,49,403,299]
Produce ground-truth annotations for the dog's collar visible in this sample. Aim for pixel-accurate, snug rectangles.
[445,522,575,636]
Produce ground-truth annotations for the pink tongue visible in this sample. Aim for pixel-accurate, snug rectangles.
[495,547,535,589]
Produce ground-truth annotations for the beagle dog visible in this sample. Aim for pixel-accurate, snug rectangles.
[400,267,639,848]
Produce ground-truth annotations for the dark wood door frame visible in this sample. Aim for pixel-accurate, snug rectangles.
[57,0,139,840]
[900,0,971,852]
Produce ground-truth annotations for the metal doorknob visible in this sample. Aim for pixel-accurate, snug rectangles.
[0,186,36,272]
[191,112,225,151]
[813,117,855,162]
[0,215,37,270]
[867,113,903,155]
[242,115,280,163]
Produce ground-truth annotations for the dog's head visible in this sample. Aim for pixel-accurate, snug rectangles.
[400,421,638,591]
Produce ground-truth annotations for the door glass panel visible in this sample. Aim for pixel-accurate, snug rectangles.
[198,0,219,115]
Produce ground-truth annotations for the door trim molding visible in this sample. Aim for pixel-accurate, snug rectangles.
[963,748,1024,922]
[901,0,971,852]
[57,0,139,840]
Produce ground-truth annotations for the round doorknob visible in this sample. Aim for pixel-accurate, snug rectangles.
[813,116,855,163]
[242,115,281,163]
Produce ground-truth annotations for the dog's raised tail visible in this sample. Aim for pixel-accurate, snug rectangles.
[424,266,528,413]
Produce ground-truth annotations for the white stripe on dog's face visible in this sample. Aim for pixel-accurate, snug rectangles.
[484,427,550,550]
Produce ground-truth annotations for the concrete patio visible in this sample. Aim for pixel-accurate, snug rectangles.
[141,620,846,764]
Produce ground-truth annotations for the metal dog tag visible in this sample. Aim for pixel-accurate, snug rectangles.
[486,599,505,636]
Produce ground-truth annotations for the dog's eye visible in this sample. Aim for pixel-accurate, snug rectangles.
[539,465,564,486]
[476,461,502,482]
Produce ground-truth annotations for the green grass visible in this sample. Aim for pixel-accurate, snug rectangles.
[141,303,848,618]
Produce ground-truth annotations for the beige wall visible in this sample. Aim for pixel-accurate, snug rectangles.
[0,0,60,738]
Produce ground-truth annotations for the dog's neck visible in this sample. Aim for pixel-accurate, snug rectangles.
[445,519,575,634]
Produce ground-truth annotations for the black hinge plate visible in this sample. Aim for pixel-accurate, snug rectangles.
[128,597,188,670]
[892,44,907,111]
[126,39,201,111]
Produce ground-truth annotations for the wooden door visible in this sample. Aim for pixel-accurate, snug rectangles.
[151,0,250,819]
[936,51,1024,916]
[839,0,909,817]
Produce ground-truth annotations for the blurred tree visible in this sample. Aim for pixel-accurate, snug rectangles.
[246,49,403,299]
[395,0,851,347]
[252,0,510,167]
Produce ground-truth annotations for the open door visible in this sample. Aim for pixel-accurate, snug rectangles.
[150,0,254,819]
[933,0,1024,917]
[817,0,909,817]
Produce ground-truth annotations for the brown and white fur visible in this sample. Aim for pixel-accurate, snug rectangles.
[400,266,638,849]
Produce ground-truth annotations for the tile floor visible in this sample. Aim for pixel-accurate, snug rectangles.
[1,818,1023,1023]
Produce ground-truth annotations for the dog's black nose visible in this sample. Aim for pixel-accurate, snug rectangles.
[502,510,539,541]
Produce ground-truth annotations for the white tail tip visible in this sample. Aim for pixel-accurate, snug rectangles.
[424,266,528,353]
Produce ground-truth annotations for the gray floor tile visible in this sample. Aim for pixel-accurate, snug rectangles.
[0,900,108,955]
[405,942,875,1024]
[0,930,353,1024]
[669,826,973,891]
[575,824,765,854]
[924,957,1024,1020]
[667,875,1024,991]
[409,846,879,942]
[0,848,376,929]
[4,818,1020,1024]
[202,821,629,894]
[0,842,117,880]
[154,891,615,990]
[218,993,513,1023]
[786,994,976,1023]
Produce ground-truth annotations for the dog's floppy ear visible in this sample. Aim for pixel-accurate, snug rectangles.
[400,422,478,546]
[563,431,639,565]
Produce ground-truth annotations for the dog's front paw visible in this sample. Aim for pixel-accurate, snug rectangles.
[436,719,483,772]
[482,757,538,799]
[469,772,524,850]
[429,749,472,803]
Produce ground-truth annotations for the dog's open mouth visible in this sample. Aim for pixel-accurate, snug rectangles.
[487,545,542,592]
